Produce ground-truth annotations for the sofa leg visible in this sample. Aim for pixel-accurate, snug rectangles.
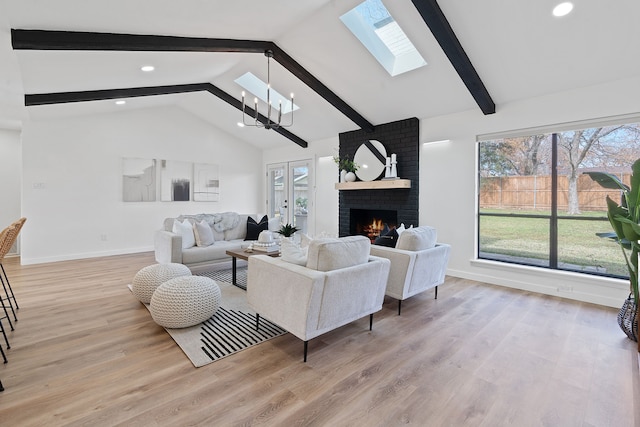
[303,340,308,363]
[398,300,402,316]
[435,286,438,299]
[255,314,260,331]
[369,313,373,331]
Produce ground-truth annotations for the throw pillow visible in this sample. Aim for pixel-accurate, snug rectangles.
[173,219,196,249]
[193,220,215,247]
[280,237,308,266]
[245,215,269,241]
[374,227,399,247]
[396,223,406,237]
[396,226,437,251]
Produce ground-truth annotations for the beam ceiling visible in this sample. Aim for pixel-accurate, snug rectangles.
[411,0,495,115]
[11,29,376,148]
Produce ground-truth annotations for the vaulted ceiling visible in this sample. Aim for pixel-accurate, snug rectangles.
[1,0,639,148]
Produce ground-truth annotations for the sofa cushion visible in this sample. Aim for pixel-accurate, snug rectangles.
[181,240,242,265]
[396,226,437,251]
[306,235,370,272]
[193,220,215,247]
[173,219,195,249]
[224,214,248,240]
[245,215,269,241]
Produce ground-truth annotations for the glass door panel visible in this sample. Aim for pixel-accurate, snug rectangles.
[267,160,312,235]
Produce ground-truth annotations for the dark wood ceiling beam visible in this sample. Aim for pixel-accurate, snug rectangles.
[24,83,209,105]
[11,29,373,133]
[271,46,375,133]
[201,84,308,148]
[411,0,496,115]
[11,29,270,53]
[24,83,308,148]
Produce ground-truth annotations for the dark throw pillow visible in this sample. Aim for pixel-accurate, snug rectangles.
[245,215,269,241]
[374,227,399,248]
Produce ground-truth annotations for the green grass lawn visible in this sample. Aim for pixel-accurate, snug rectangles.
[479,209,628,277]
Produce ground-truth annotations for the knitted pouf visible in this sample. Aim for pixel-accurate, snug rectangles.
[131,263,192,304]
[149,276,221,328]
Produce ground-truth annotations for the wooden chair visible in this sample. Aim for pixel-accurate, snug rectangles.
[0,218,26,323]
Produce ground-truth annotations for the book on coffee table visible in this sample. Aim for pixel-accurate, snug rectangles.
[252,243,280,253]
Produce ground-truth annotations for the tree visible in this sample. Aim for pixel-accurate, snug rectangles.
[560,126,623,214]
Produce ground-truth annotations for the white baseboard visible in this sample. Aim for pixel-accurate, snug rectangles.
[20,246,154,265]
[447,260,629,308]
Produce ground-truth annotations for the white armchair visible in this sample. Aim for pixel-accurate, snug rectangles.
[247,236,390,362]
[370,226,451,315]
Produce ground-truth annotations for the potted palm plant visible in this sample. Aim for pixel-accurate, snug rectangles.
[277,223,298,238]
[585,159,640,341]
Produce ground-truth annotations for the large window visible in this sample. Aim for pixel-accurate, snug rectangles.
[478,119,640,279]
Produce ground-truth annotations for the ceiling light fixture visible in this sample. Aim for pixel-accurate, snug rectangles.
[553,2,573,17]
[115,100,126,105]
[140,65,155,72]
[241,50,294,130]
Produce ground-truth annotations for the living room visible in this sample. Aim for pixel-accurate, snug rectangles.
[1,0,639,424]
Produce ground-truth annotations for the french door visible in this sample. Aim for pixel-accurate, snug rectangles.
[267,160,312,234]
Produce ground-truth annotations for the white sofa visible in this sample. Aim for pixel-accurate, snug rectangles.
[247,235,391,362]
[154,213,279,269]
[370,226,451,315]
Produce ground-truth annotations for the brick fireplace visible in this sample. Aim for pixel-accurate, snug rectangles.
[338,117,419,238]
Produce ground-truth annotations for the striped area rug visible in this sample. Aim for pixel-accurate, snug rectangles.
[132,272,287,367]
[196,266,247,289]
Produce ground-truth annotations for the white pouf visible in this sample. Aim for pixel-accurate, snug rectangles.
[132,263,192,304]
[149,276,221,328]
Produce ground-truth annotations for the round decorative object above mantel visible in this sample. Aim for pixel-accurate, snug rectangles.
[345,172,356,182]
[354,140,387,182]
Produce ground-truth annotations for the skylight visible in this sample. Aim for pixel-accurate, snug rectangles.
[340,0,426,76]
[234,72,299,115]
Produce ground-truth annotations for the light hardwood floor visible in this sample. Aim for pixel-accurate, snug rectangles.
[0,252,638,426]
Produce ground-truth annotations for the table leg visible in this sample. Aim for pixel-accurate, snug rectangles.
[231,256,237,285]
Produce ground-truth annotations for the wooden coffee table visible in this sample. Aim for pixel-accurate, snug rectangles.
[225,248,280,286]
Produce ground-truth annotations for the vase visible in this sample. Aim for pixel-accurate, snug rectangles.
[345,172,356,182]
[618,294,638,342]
[340,169,347,183]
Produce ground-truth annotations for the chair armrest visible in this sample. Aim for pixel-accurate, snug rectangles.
[370,245,417,299]
[154,230,182,264]
[412,243,451,289]
[247,255,326,341]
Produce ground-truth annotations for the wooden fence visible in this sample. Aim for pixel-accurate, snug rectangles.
[479,173,631,211]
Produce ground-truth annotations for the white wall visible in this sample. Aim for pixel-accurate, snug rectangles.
[0,128,22,253]
[20,106,263,264]
[419,76,640,308]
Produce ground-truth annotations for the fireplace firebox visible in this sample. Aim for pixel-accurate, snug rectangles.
[350,209,398,242]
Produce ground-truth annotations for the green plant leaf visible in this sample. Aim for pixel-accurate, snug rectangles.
[629,158,640,219]
[606,196,628,240]
[583,171,630,191]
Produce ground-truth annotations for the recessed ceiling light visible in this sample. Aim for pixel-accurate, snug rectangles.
[237,122,245,128]
[141,65,155,72]
[115,100,126,105]
[553,2,573,17]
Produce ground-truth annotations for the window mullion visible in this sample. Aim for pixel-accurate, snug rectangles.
[550,133,558,269]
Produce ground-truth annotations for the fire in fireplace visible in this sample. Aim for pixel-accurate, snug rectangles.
[350,209,398,242]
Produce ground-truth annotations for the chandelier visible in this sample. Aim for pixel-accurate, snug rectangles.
[241,50,294,130]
